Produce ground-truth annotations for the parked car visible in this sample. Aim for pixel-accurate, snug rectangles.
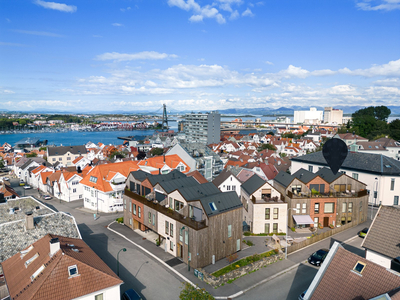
[298,289,307,300]
[43,195,52,200]
[3,177,9,181]
[358,227,369,238]
[121,289,142,300]
[19,180,25,186]
[23,185,32,190]
[308,248,329,266]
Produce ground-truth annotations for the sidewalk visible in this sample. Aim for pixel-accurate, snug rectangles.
[107,221,369,299]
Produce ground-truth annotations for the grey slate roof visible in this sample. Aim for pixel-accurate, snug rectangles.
[200,191,242,217]
[179,182,221,201]
[156,177,198,194]
[362,205,400,259]
[292,168,317,183]
[273,172,295,188]
[315,167,344,183]
[129,169,152,182]
[212,169,235,188]
[291,151,400,175]
[241,174,266,195]
[47,145,87,156]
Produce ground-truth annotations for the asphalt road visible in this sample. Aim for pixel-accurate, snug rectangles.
[9,178,183,300]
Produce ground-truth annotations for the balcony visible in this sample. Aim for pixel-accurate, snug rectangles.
[251,195,286,204]
[287,189,368,199]
[125,189,207,230]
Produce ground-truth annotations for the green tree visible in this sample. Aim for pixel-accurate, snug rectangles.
[109,150,126,160]
[374,105,391,121]
[351,106,391,138]
[150,147,164,156]
[389,119,400,141]
[39,147,47,151]
[26,152,38,158]
[257,143,276,152]
[179,283,215,300]
[0,159,4,168]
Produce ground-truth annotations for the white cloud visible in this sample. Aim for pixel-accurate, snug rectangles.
[95,51,178,62]
[340,59,400,77]
[11,100,77,108]
[357,0,400,11]
[168,0,226,23]
[34,0,77,13]
[229,10,239,20]
[12,29,64,37]
[242,8,254,17]
[1,89,15,94]
[112,23,123,27]
[328,85,357,95]
[6,18,11,22]
[0,42,27,47]
[264,61,273,65]
[120,7,131,12]
[279,65,310,78]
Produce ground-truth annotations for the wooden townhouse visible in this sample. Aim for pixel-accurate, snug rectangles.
[273,167,368,229]
[123,169,243,269]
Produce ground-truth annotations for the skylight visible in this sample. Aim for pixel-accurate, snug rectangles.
[25,253,39,267]
[209,202,217,212]
[68,265,78,277]
[385,165,392,168]
[89,176,98,183]
[353,261,366,274]
[31,265,45,281]
[20,245,34,258]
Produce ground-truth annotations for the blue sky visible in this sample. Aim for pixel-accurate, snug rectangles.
[1,0,400,113]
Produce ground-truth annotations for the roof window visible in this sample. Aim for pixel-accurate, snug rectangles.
[68,265,79,277]
[20,245,34,258]
[89,176,98,183]
[385,165,392,168]
[25,253,39,267]
[353,261,366,274]
[209,202,217,212]
[31,265,45,281]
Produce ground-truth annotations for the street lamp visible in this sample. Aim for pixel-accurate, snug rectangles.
[116,248,127,276]
[285,207,297,260]
[182,226,190,271]
[371,177,378,220]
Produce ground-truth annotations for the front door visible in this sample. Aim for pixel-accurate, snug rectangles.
[323,217,329,227]
[133,219,139,230]
[177,244,183,259]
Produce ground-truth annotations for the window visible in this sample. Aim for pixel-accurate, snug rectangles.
[314,217,319,227]
[273,223,278,233]
[353,261,366,274]
[302,203,306,214]
[394,196,399,206]
[175,200,184,212]
[129,202,131,212]
[232,185,236,191]
[180,227,184,242]
[129,218,132,225]
[25,253,39,267]
[228,225,232,238]
[324,203,334,213]
[391,179,395,191]
[185,230,188,245]
[67,157,71,160]
[59,158,62,161]
[209,202,217,212]
[342,202,347,213]
[148,212,151,224]
[170,241,173,250]
[273,208,279,219]
[89,176,98,183]
[314,203,319,214]
[165,221,169,235]
[133,204,136,215]
[152,214,155,225]
[265,208,270,220]
[227,185,231,191]
[189,205,193,218]
[170,223,174,237]
[52,158,56,161]
[95,294,103,300]
[68,265,78,277]
[138,206,141,218]
[264,223,270,234]
[352,173,359,180]
[348,202,353,213]
[308,165,313,172]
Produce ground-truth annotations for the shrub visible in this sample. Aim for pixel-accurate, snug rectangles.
[291,227,296,232]
[243,231,251,236]
[179,282,215,300]
[116,217,124,223]
[245,240,254,246]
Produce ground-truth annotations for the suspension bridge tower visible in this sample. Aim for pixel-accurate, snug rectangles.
[161,104,168,131]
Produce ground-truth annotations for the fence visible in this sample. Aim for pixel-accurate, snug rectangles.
[286,219,362,254]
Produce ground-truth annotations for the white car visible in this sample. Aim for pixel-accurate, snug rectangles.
[23,185,32,190]
[43,195,52,200]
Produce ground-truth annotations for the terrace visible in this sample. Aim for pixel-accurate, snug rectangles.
[287,189,368,199]
[125,189,207,230]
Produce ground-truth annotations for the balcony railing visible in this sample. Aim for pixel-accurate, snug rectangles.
[251,195,286,204]
[125,189,207,230]
[287,189,368,199]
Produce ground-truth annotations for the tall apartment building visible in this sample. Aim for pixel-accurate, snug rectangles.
[293,107,323,124]
[324,107,343,124]
[183,111,221,144]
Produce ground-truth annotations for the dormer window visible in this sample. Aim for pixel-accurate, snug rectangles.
[353,261,366,274]
[68,265,78,277]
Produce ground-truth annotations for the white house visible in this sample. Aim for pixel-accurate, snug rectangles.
[212,169,242,197]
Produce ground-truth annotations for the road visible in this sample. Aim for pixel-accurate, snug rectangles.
[236,232,366,299]
[10,178,183,300]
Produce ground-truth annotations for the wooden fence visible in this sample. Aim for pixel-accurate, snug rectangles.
[286,220,362,254]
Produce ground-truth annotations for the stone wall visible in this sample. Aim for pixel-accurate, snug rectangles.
[198,253,284,288]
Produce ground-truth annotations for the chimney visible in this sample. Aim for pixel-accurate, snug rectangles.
[25,211,34,230]
[50,237,60,256]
